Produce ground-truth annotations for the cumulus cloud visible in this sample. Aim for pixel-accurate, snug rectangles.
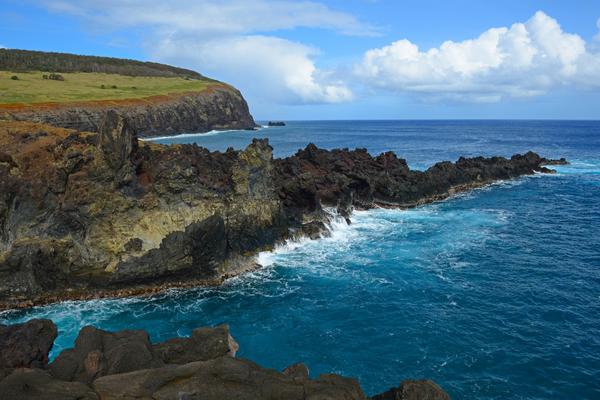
[33,0,372,104]
[352,11,600,103]
[595,18,600,42]
[27,3,600,106]
[153,35,354,104]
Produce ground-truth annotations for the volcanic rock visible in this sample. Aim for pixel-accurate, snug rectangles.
[49,325,162,384]
[0,114,566,310]
[282,362,310,378]
[92,356,365,400]
[0,319,57,370]
[368,379,451,400]
[0,320,452,400]
[153,324,239,364]
[0,369,99,400]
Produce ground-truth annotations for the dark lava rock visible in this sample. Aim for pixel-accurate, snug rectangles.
[268,121,286,126]
[0,319,57,369]
[274,144,556,217]
[123,238,143,252]
[540,157,569,165]
[282,362,310,378]
[369,379,451,400]
[93,355,365,400]
[49,325,162,384]
[0,369,99,400]
[153,324,239,364]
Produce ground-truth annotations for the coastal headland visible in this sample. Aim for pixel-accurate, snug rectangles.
[0,111,567,310]
[0,49,257,137]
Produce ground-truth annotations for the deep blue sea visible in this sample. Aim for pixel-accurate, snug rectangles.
[2,121,599,399]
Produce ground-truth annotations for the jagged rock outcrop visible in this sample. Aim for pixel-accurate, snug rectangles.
[153,324,239,364]
[269,121,286,126]
[0,112,288,309]
[0,319,57,369]
[0,84,257,137]
[368,380,451,400]
[49,325,162,383]
[0,114,567,309]
[0,320,450,400]
[273,144,567,219]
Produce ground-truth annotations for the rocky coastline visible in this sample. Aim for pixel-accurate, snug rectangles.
[0,110,569,399]
[0,318,451,399]
[0,84,258,138]
[0,110,568,310]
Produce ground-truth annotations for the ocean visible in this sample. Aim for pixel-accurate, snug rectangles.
[2,120,599,399]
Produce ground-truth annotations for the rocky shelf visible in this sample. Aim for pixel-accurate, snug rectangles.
[0,318,451,400]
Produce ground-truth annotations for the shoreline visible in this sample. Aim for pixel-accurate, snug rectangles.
[0,113,568,312]
[0,175,552,313]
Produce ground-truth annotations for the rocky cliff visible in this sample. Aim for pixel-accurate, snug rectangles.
[0,112,285,309]
[0,84,257,138]
[0,318,451,400]
[0,112,566,309]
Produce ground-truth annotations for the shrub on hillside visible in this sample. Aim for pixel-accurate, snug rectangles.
[10,75,18,80]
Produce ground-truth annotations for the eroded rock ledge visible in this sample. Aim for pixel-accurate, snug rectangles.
[0,112,567,309]
[0,318,451,400]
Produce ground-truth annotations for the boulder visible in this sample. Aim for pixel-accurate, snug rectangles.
[282,362,310,378]
[268,121,286,126]
[0,319,57,369]
[0,369,99,400]
[153,324,239,364]
[93,355,365,400]
[369,379,451,400]
[49,325,161,383]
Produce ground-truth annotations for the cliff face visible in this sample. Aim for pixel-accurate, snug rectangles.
[0,84,257,138]
[0,112,286,308]
[0,113,565,309]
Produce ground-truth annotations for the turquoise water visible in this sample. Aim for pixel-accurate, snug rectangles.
[2,121,600,399]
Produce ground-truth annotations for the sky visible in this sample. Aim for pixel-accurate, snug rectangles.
[2,0,600,120]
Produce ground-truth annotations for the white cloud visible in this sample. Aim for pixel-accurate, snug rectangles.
[352,11,600,103]
[33,0,372,104]
[27,3,600,106]
[594,18,600,42]
[152,35,354,104]
[35,0,381,37]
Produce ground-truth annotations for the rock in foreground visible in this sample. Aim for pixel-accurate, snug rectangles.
[0,320,451,399]
[0,318,57,370]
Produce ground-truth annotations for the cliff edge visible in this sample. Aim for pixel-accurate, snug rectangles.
[0,83,257,138]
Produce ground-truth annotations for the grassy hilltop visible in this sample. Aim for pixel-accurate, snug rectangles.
[0,71,220,105]
[0,49,222,105]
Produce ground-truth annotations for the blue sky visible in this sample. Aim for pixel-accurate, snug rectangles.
[2,0,600,120]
